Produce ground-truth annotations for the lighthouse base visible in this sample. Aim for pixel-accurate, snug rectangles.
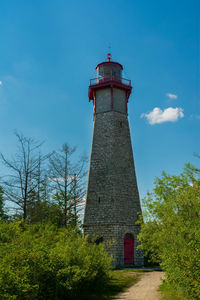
[83,223,144,267]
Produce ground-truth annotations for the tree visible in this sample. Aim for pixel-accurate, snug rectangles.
[49,143,87,227]
[68,173,85,227]
[0,132,50,221]
[26,200,63,226]
[26,155,52,223]
[0,186,4,218]
[0,186,7,220]
[137,164,200,299]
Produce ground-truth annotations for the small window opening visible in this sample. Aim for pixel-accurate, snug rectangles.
[95,237,104,245]
[98,197,100,203]
[120,121,123,128]
[125,233,133,239]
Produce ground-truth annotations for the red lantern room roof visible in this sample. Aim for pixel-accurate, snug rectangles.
[95,50,123,70]
[95,61,123,70]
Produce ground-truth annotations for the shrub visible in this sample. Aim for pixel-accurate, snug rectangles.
[137,164,200,299]
[0,222,112,299]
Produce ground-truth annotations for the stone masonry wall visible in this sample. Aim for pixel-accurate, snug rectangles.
[83,84,144,267]
[113,88,126,113]
[96,88,126,114]
[84,224,144,266]
[84,111,141,225]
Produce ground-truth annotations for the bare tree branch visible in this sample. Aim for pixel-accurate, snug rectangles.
[0,132,50,220]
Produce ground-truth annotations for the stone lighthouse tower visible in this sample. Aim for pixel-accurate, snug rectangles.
[83,52,144,267]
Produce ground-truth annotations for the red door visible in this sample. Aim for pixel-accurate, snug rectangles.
[124,233,134,264]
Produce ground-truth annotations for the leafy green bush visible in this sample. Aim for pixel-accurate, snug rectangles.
[0,222,112,299]
[137,164,200,300]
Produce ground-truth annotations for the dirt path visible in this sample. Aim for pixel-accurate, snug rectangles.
[115,271,165,300]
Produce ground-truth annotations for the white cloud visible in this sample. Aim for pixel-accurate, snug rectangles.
[166,93,178,99]
[48,177,65,182]
[48,175,76,182]
[141,107,184,125]
[0,81,2,86]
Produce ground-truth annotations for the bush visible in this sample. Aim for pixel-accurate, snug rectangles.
[137,164,200,299]
[0,221,112,299]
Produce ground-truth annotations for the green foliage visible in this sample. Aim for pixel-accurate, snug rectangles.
[159,280,187,300]
[137,164,200,299]
[0,221,112,299]
[51,192,81,228]
[83,269,140,300]
[26,200,64,226]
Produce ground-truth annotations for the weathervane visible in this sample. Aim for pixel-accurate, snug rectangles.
[107,45,112,62]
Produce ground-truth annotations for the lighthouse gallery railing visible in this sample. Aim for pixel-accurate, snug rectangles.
[90,76,131,86]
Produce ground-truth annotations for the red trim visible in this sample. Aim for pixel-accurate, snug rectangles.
[96,61,123,70]
[88,79,132,114]
[124,233,134,239]
[89,80,132,101]
[90,76,131,86]
[89,80,132,92]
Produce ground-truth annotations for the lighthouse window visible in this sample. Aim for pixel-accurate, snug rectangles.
[120,121,123,128]
[98,197,100,203]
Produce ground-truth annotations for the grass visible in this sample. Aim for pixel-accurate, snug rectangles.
[122,268,156,272]
[81,269,142,300]
[159,280,187,300]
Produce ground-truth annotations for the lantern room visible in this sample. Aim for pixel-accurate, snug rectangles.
[96,61,123,79]
[88,52,132,114]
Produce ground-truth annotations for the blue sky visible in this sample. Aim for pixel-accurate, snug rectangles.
[0,0,199,199]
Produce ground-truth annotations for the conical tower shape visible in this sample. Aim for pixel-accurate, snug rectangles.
[83,53,144,267]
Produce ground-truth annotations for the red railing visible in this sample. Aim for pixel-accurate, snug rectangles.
[90,76,131,87]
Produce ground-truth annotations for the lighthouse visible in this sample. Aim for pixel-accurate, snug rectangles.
[83,52,144,267]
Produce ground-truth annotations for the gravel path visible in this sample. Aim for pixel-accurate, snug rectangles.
[115,271,165,300]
